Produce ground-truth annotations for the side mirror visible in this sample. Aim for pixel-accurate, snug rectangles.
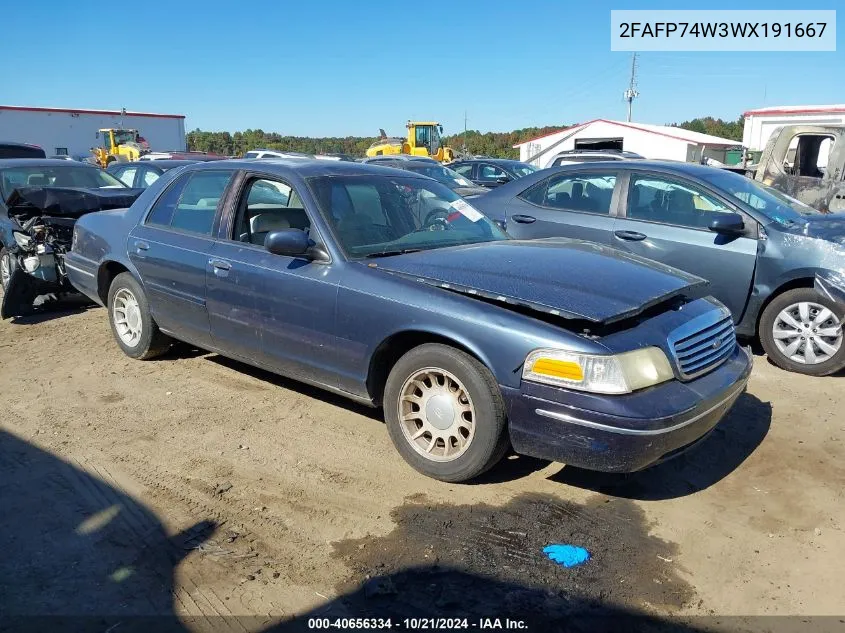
[495,175,511,184]
[708,212,745,234]
[264,229,311,257]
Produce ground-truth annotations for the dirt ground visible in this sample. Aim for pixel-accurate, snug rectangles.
[1,299,844,631]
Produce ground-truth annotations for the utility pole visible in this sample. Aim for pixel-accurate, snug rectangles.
[463,111,468,156]
[623,53,639,122]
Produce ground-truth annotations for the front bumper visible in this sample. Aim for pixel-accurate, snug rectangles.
[503,345,753,473]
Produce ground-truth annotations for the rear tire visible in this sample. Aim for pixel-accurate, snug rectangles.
[107,272,171,359]
[383,343,509,482]
[760,288,845,376]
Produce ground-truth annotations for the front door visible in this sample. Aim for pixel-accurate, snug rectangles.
[128,169,235,348]
[206,175,340,385]
[612,172,759,321]
[504,170,620,244]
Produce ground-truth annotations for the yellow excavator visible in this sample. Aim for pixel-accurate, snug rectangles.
[91,128,150,167]
[365,121,455,162]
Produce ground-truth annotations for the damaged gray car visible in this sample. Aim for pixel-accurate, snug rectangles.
[0,159,143,318]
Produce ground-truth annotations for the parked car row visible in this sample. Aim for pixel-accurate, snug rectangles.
[0,149,841,483]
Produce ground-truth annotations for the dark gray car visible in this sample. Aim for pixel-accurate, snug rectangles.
[473,161,845,376]
[365,158,490,198]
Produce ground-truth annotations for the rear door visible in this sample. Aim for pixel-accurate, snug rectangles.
[128,169,235,348]
[503,170,621,244]
[611,171,759,321]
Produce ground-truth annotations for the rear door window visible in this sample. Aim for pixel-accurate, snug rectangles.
[452,163,474,177]
[115,167,137,187]
[519,172,617,215]
[146,170,234,235]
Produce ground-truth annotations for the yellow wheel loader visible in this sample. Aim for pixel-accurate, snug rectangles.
[365,121,455,162]
[91,128,150,168]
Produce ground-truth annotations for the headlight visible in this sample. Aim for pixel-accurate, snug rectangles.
[522,347,674,394]
[13,231,33,249]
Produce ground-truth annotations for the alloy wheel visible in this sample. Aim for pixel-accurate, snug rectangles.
[397,367,476,462]
[772,301,843,365]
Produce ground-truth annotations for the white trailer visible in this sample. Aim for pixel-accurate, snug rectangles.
[0,105,186,158]
[743,105,845,151]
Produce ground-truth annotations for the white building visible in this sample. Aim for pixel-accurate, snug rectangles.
[514,118,740,168]
[742,105,845,151]
[0,105,186,158]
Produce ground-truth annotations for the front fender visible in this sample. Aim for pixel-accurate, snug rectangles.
[815,270,845,310]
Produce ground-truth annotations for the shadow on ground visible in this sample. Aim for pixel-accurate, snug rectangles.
[5,292,95,324]
[0,430,724,633]
[205,353,383,421]
[550,393,772,500]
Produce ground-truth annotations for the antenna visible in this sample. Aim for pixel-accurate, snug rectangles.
[623,53,639,122]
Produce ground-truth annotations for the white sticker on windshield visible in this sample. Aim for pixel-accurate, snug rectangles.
[450,198,484,222]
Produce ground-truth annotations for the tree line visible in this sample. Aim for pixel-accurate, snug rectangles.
[186,117,744,159]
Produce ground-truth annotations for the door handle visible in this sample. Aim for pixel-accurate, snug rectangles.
[511,214,536,224]
[209,259,231,271]
[134,240,150,251]
[614,230,647,241]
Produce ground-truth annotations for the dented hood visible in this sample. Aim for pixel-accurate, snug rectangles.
[5,186,144,220]
[369,239,709,324]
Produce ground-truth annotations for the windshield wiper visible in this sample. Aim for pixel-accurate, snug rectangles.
[364,248,423,258]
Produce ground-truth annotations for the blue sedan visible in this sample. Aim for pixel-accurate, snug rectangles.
[66,159,751,482]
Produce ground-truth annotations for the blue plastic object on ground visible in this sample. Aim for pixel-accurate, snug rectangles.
[543,544,590,568]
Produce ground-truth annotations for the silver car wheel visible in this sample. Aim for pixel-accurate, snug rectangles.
[0,252,10,289]
[772,301,843,365]
[112,288,143,347]
[398,367,476,463]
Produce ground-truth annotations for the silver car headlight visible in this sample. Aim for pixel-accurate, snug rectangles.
[522,347,674,394]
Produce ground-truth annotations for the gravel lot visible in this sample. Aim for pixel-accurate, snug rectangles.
[1,300,843,630]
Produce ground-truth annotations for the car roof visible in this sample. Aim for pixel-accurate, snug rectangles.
[184,157,430,179]
[363,155,438,162]
[139,159,198,169]
[0,141,43,149]
[452,158,527,165]
[547,159,729,177]
[0,158,102,168]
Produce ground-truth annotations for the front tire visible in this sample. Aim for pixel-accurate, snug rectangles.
[760,288,845,376]
[383,343,508,482]
[107,272,171,359]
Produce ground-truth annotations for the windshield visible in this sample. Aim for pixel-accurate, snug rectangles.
[307,174,507,258]
[403,164,476,190]
[510,163,538,177]
[113,130,137,145]
[698,169,820,226]
[0,165,126,201]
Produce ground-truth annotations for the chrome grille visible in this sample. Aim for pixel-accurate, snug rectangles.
[668,309,736,380]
